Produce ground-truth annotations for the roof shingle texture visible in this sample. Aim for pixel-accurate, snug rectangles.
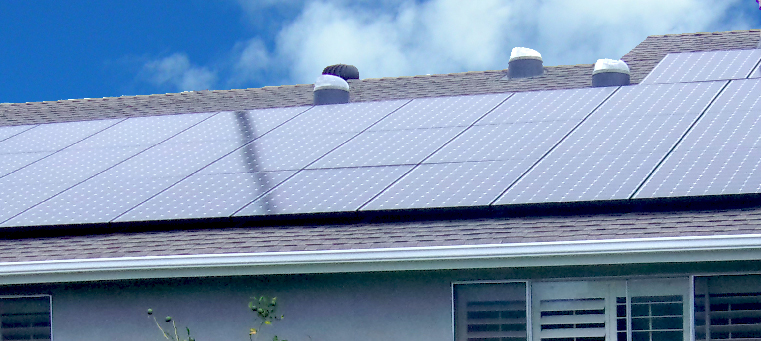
[1,206,760,262]
[2,30,758,127]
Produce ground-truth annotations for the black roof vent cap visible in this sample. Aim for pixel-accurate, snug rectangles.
[508,47,544,79]
[322,64,359,80]
[592,59,630,87]
[313,74,350,105]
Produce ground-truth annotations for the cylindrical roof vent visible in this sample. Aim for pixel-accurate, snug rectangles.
[508,47,544,78]
[322,64,359,80]
[314,74,350,105]
[592,59,630,87]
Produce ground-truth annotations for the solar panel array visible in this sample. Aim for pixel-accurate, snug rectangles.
[1,49,761,226]
[641,50,761,84]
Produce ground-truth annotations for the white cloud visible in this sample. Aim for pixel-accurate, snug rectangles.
[249,0,752,84]
[142,53,217,92]
[144,0,754,91]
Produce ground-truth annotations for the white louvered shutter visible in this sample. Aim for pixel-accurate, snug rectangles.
[0,296,52,341]
[695,275,761,341]
[533,281,623,341]
[455,282,528,341]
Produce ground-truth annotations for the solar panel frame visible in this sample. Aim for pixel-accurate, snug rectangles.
[635,78,761,198]
[2,176,183,227]
[0,125,36,143]
[367,94,509,131]
[361,160,536,210]
[495,81,728,205]
[114,171,295,222]
[273,100,409,136]
[640,50,761,84]
[0,119,121,154]
[308,127,464,169]
[234,165,413,216]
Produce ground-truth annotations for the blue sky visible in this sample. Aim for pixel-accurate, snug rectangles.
[1,0,759,104]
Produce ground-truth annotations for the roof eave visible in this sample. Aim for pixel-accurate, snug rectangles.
[4,234,760,285]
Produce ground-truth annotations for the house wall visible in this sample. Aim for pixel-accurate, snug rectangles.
[1,261,760,341]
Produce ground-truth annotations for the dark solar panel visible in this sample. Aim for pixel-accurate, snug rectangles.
[496,81,727,205]
[0,125,36,142]
[636,78,761,198]
[0,146,145,225]
[368,94,509,131]
[308,127,463,169]
[641,50,761,84]
[0,119,120,154]
[203,132,357,172]
[2,176,181,227]
[276,100,409,135]
[361,160,534,210]
[115,171,295,222]
[234,166,413,215]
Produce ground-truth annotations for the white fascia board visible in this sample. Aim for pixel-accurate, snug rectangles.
[2,234,761,284]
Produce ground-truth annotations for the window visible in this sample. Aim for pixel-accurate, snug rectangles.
[0,295,52,341]
[454,282,528,341]
[694,275,761,341]
[455,279,689,341]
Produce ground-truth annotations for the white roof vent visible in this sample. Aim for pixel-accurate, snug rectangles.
[592,59,631,87]
[510,47,542,61]
[508,47,544,78]
[313,74,350,105]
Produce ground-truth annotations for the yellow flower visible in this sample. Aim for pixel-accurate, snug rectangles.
[264,321,271,325]
[250,328,257,335]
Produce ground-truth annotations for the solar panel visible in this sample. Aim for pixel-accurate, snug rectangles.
[368,94,509,131]
[114,171,295,222]
[0,125,36,142]
[496,81,727,205]
[234,166,413,215]
[308,127,463,169]
[641,50,761,84]
[163,107,309,144]
[202,132,357,172]
[72,113,213,149]
[275,100,409,135]
[0,152,50,177]
[635,78,761,198]
[361,160,535,210]
[0,119,120,154]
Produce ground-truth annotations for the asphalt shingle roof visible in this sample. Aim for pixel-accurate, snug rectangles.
[2,30,758,127]
[2,205,760,262]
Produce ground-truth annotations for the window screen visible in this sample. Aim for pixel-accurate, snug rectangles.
[695,275,761,341]
[454,282,528,341]
[0,296,52,341]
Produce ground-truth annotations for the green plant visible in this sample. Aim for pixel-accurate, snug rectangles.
[249,296,286,341]
[147,308,195,341]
